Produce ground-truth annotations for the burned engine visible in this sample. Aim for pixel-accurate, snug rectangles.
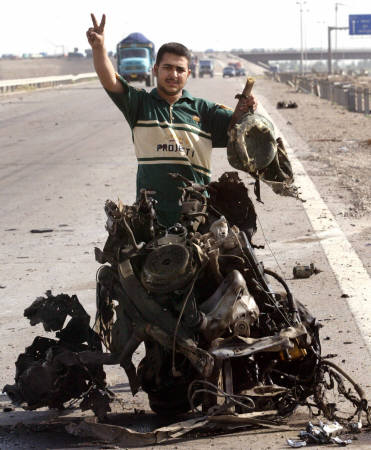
[4,172,369,427]
[91,171,321,415]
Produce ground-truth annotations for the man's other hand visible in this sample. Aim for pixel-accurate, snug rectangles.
[86,13,106,49]
[236,95,258,113]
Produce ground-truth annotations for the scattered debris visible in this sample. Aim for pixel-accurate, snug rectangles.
[309,138,342,143]
[4,172,371,445]
[287,421,352,447]
[0,285,6,289]
[3,406,14,412]
[277,101,298,109]
[341,293,350,298]
[293,263,322,279]
[66,411,290,447]
[3,291,109,419]
[30,229,54,233]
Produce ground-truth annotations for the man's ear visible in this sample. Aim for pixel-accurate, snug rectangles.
[154,64,159,77]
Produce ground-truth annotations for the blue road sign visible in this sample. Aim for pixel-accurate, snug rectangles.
[349,15,371,35]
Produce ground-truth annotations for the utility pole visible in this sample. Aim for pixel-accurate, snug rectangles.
[296,1,307,75]
[334,2,346,71]
[328,26,349,74]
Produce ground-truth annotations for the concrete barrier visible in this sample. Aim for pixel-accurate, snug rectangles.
[0,72,97,94]
[266,71,371,116]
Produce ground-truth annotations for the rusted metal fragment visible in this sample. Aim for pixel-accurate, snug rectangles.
[293,263,322,279]
[210,334,293,359]
[66,415,210,446]
[66,410,289,447]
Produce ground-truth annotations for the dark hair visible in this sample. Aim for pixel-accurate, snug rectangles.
[156,42,191,66]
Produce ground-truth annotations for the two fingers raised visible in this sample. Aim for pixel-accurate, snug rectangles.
[91,13,106,33]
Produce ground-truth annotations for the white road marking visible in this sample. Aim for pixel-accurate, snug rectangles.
[257,101,371,353]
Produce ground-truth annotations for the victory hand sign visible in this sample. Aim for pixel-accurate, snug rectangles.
[86,13,106,49]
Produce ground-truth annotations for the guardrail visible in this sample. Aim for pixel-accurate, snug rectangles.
[266,71,371,116]
[0,72,97,94]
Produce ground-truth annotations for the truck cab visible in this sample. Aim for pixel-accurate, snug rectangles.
[116,33,155,86]
[199,59,214,78]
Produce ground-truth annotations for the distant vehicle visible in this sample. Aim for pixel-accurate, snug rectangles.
[228,61,241,69]
[1,54,18,60]
[190,55,198,78]
[199,59,214,78]
[235,67,246,76]
[116,32,155,86]
[223,66,235,77]
[68,50,84,58]
[190,62,197,78]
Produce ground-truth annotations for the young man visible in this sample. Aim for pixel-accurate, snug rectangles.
[87,14,257,227]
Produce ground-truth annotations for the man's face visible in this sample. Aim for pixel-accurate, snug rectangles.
[154,52,190,97]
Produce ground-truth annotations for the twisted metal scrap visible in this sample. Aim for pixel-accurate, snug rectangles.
[313,359,371,426]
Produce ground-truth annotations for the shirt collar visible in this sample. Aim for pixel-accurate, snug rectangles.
[150,88,195,104]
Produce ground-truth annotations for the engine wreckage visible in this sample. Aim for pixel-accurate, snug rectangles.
[3,78,370,443]
[3,171,370,443]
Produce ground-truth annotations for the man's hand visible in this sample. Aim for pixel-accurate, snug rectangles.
[235,95,258,113]
[86,13,106,50]
[228,94,258,131]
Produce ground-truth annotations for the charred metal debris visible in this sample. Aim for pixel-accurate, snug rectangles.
[277,101,298,109]
[3,172,370,441]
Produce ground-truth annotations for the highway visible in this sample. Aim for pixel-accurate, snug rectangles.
[0,60,370,447]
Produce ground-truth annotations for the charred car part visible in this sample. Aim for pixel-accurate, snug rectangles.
[3,292,110,419]
[227,78,301,201]
[4,172,370,431]
[277,101,298,109]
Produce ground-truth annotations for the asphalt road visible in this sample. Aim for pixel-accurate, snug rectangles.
[0,61,370,448]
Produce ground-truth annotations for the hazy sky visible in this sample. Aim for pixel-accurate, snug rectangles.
[2,0,371,55]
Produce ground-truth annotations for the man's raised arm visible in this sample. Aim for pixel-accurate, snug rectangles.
[86,13,124,94]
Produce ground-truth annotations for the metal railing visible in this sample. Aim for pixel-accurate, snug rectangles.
[0,73,97,94]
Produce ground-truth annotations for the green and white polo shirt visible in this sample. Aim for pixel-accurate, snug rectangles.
[106,74,233,226]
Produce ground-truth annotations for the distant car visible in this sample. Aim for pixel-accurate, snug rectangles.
[235,67,246,76]
[68,52,84,58]
[199,60,214,77]
[223,66,235,77]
